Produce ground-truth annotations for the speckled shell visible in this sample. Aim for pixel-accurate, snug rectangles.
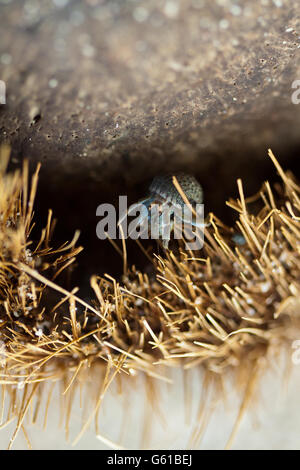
[149,173,203,207]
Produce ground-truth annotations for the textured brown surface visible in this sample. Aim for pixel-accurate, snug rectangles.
[0,0,299,190]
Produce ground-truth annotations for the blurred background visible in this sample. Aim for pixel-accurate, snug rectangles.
[2,365,300,449]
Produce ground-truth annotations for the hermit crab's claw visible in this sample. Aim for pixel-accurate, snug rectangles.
[118,197,154,240]
[117,197,151,227]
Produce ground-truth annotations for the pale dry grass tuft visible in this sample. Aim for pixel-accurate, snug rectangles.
[0,146,299,448]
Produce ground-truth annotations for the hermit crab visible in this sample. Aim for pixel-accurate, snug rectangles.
[121,173,206,249]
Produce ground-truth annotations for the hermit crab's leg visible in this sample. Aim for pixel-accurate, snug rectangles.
[125,197,153,240]
[118,197,151,226]
[157,204,176,249]
[188,219,209,228]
